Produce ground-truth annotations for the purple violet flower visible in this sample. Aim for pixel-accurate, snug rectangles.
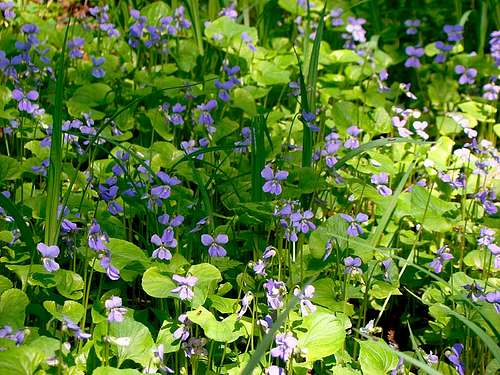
[428,245,454,273]
[261,166,288,195]
[36,243,60,272]
[446,343,465,375]
[263,279,287,310]
[270,332,298,361]
[151,229,177,260]
[344,256,362,275]
[404,45,424,68]
[91,56,105,78]
[12,88,39,113]
[340,213,368,237]
[444,24,463,42]
[293,284,316,316]
[105,296,127,322]
[171,274,198,300]
[63,317,91,340]
[455,65,477,85]
[201,233,228,257]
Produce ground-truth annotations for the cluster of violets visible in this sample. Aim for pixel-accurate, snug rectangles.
[127,6,191,52]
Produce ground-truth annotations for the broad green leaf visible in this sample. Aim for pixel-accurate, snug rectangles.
[0,275,12,294]
[55,269,84,300]
[278,0,307,15]
[189,263,222,307]
[147,108,171,141]
[0,230,13,243]
[427,136,454,170]
[330,49,362,64]
[204,16,257,49]
[296,312,346,362]
[208,295,238,314]
[67,83,113,117]
[0,346,45,375]
[213,118,240,143]
[436,116,463,136]
[6,265,55,290]
[251,60,290,86]
[141,1,171,24]
[93,367,143,375]
[43,300,85,322]
[0,155,20,181]
[176,39,199,72]
[94,317,155,367]
[156,320,181,353]
[312,279,355,316]
[101,238,150,281]
[186,306,246,342]
[309,216,349,259]
[357,340,399,375]
[0,288,29,329]
[458,101,497,122]
[231,88,257,116]
[141,266,176,298]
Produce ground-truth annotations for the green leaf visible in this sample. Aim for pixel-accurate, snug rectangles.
[213,118,240,143]
[458,101,497,123]
[251,60,291,86]
[231,88,257,116]
[54,269,84,300]
[103,238,150,281]
[0,230,13,243]
[188,263,222,307]
[0,288,29,329]
[93,367,143,375]
[156,320,181,353]
[147,108,171,141]
[296,312,346,362]
[67,83,114,117]
[141,266,176,298]
[208,295,238,314]
[94,317,155,367]
[141,1,171,24]
[43,300,85,323]
[427,136,454,170]
[357,340,399,375]
[0,155,20,181]
[0,346,45,375]
[436,116,463,136]
[278,0,307,15]
[204,16,257,50]
[0,275,13,294]
[309,216,349,259]
[176,39,199,72]
[329,49,362,64]
[312,278,355,316]
[186,306,246,342]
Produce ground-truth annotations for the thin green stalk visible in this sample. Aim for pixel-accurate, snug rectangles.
[251,115,266,202]
[185,0,204,55]
[478,0,488,56]
[45,21,70,245]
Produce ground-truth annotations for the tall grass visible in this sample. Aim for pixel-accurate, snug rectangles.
[44,22,70,245]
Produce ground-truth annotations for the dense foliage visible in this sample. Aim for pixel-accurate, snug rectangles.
[0,0,499,374]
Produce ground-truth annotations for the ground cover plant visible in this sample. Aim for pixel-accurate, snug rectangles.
[0,0,499,374]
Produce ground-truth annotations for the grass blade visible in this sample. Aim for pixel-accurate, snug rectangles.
[251,115,266,202]
[185,0,204,55]
[45,21,70,245]
[443,306,500,362]
[300,2,326,169]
